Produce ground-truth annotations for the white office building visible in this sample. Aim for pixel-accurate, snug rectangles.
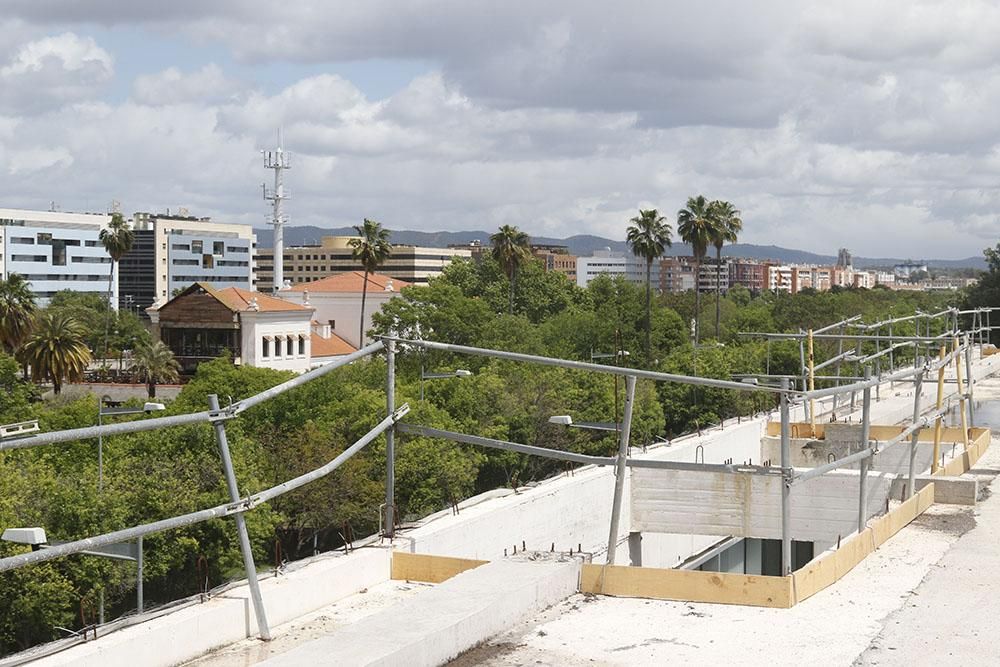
[576,248,661,288]
[0,208,114,306]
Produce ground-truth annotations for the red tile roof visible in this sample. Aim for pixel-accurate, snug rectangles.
[286,271,410,294]
[214,286,311,313]
[311,332,357,357]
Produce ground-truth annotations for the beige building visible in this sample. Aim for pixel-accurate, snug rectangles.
[256,236,470,292]
[278,271,410,348]
[531,245,577,281]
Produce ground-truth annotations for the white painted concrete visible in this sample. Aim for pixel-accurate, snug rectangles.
[33,548,390,667]
[260,558,581,667]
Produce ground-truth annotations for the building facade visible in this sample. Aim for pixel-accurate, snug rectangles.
[255,236,471,292]
[129,212,256,310]
[0,207,114,306]
[147,282,348,373]
[576,248,661,288]
[729,260,771,293]
[531,245,577,282]
[278,271,410,348]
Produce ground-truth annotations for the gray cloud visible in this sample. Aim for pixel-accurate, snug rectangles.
[0,2,998,259]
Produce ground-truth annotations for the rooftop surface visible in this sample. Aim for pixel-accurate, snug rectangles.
[458,390,1000,666]
[285,271,410,293]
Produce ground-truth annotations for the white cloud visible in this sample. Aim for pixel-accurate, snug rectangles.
[0,33,113,114]
[133,64,244,106]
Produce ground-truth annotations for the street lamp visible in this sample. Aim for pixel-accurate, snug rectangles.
[419,366,472,401]
[2,527,144,619]
[98,397,166,492]
[547,415,620,432]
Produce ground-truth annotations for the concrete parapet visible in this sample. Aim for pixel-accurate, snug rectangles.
[261,557,581,667]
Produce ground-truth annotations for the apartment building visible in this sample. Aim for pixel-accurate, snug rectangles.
[0,207,114,306]
[575,248,662,288]
[729,260,770,293]
[659,256,696,292]
[121,212,256,312]
[531,245,577,281]
[256,236,471,291]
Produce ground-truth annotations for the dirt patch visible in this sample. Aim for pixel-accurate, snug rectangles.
[911,510,977,536]
[447,642,521,666]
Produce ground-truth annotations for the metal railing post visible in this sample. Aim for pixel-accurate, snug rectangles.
[207,394,271,641]
[932,347,946,474]
[965,339,975,427]
[137,535,144,613]
[779,378,792,576]
[798,335,809,422]
[605,375,636,566]
[907,368,924,500]
[858,366,872,534]
[384,340,397,538]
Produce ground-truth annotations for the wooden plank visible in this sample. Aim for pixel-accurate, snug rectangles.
[580,563,793,609]
[390,552,487,584]
[793,484,934,604]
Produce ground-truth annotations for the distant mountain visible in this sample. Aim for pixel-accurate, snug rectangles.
[253,226,986,270]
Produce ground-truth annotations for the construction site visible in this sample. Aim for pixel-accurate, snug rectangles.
[1,307,998,666]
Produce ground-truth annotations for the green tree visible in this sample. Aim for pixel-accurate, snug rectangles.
[626,208,672,364]
[348,218,392,347]
[708,200,742,339]
[489,225,531,314]
[131,341,181,398]
[0,273,37,356]
[99,213,135,359]
[20,312,92,394]
[677,195,718,344]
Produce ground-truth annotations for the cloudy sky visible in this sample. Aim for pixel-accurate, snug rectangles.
[1,1,998,258]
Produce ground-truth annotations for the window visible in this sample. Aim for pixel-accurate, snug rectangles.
[286,337,294,356]
[262,338,270,358]
[11,236,34,244]
[298,336,305,355]
[202,254,214,269]
[213,241,224,255]
[36,232,52,245]
[171,243,190,251]
[52,239,67,266]
[191,240,203,254]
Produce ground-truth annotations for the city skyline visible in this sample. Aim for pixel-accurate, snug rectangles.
[1,2,999,258]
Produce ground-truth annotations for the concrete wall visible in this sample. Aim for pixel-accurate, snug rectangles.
[35,547,390,667]
[631,468,890,543]
[262,558,581,667]
[401,417,769,569]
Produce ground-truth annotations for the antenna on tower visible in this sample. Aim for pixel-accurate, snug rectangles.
[262,127,291,292]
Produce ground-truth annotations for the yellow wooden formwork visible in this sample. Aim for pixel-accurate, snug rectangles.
[580,563,794,608]
[390,551,487,584]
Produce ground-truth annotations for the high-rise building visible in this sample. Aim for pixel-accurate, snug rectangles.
[0,207,114,306]
[255,236,471,292]
[837,248,853,268]
[122,212,256,313]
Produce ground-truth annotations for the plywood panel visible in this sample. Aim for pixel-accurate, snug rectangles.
[793,484,933,604]
[631,468,890,542]
[580,563,793,609]
[390,552,487,584]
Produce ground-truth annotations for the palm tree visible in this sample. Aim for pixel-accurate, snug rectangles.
[677,195,718,344]
[490,225,531,314]
[21,312,92,395]
[348,218,393,347]
[99,212,134,359]
[0,272,37,356]
[131,340,181,398]
[708,200,743,339]
[626,209,672,363]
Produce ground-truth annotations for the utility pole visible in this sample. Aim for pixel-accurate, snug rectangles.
[263,129,290,293]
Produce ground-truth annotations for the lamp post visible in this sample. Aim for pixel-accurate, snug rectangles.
[419,365,472,401]
[2,527,144,618]
[548,415,620,432]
